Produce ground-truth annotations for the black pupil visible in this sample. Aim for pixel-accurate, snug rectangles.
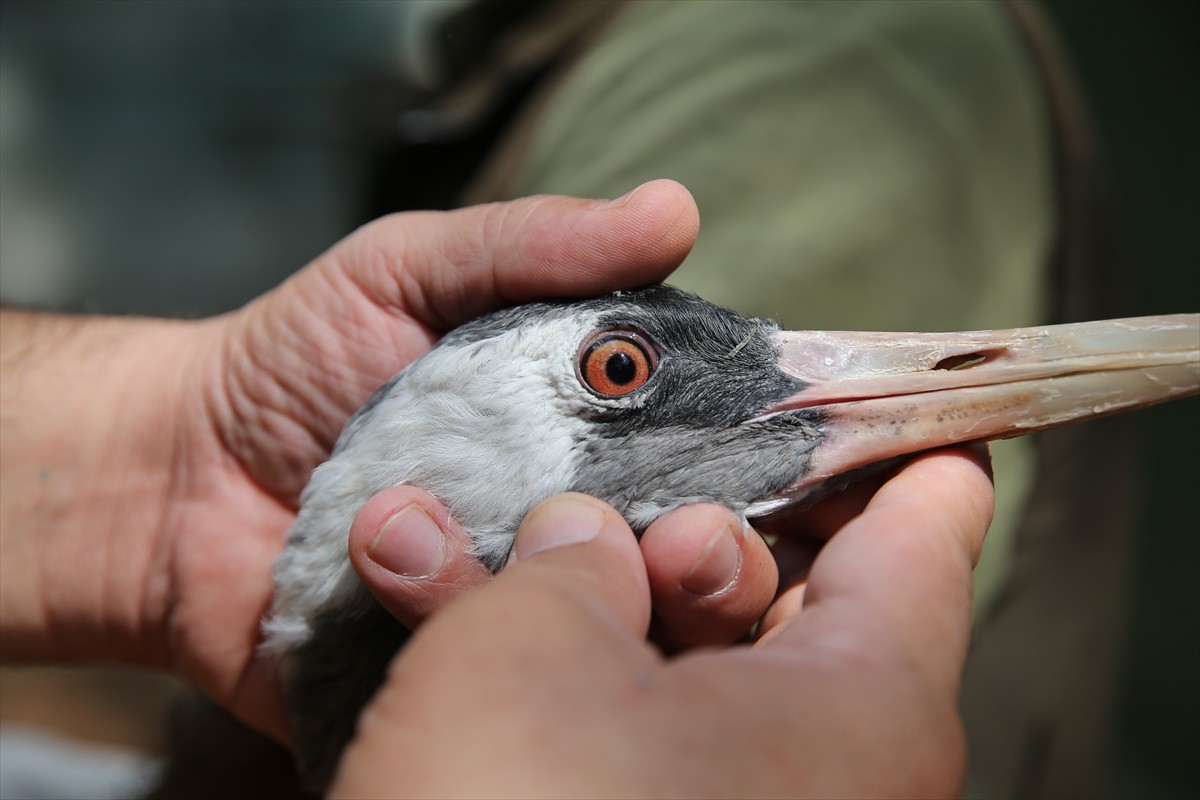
[605,350,638,385]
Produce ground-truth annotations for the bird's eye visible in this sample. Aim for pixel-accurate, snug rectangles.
[578,330,658,397]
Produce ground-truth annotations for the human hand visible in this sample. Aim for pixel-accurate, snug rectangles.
[331,447,994,799]
[0,181,699,742]
[345,482,779,654]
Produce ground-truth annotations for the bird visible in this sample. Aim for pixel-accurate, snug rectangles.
[260,284,1199,790]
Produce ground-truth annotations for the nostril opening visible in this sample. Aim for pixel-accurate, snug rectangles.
[935,351,995,371]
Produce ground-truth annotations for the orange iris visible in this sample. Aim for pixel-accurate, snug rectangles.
[579,333,656,397]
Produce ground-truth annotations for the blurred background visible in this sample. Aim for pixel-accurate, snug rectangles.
[1044,1,1198,796]
[0,1,1196,798]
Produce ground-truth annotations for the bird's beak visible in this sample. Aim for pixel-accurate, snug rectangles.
[756,314,1199,505]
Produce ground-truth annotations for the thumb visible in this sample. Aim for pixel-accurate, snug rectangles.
[504,492,653,640]
[405,492,652,669]
[328,178,699,332]
[226,180,699,504]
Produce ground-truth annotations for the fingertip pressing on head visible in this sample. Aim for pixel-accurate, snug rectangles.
[510,493,610,561]
[348,486,490,630]
[581,178,701,273]
[506,493,651,638]
[510,493,645,571]
[481,178,701,316]
[335,180,700,330]
[641,503,778,650]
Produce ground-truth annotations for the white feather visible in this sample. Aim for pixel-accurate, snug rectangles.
[262,312,603,655]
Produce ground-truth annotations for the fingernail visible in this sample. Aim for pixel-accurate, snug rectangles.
[515,495,606,561]
[680,520,741,596]
[368,504,446,579]
[599,184,643,210]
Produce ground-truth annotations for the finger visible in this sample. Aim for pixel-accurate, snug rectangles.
[372,494,655,710]
[347,486,491,630]
[755,465,897,542]
[756,467,905,639]
[337,179,700,330]
[756,533,823,640]
[640,504,777,650]
[504,493,653,645]
[395,493,654,709]
[764,446,995,693]
[332,493,656,798]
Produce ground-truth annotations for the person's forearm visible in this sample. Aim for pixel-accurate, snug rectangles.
[0,309,203,665]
